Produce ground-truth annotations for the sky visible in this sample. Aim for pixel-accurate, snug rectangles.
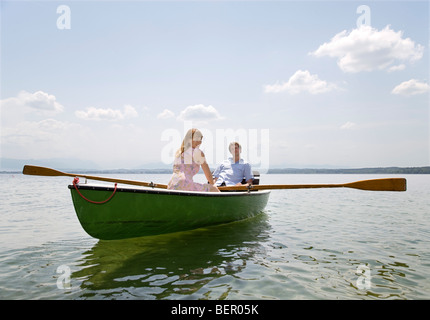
[1,0,429,171]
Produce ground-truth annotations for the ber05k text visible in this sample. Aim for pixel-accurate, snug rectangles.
[171,303,259,317]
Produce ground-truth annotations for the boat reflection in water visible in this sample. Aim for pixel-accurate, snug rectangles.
[72,213,272,299]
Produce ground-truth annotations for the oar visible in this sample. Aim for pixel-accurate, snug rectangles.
[218,178,407,192]
[22,165,168,189]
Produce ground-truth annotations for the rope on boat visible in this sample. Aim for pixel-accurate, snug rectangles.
[72,177,117,204]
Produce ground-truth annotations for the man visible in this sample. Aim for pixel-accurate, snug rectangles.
[213,142,254,186]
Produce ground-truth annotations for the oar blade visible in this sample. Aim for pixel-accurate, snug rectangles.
[346,178,407,192]
[22,165,67,177]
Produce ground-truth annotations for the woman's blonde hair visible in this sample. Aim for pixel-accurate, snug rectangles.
[175,128,203,158]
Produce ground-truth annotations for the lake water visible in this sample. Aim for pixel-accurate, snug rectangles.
[0,173,429,301]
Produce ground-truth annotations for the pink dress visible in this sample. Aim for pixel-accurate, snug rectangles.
[167,147,212,192]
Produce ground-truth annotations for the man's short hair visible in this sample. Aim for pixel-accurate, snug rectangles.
[229,141,242,154]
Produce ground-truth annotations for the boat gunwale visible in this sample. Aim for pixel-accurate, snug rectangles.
[68,184,271,198]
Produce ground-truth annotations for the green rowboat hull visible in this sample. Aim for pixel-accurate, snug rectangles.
[69,184,270,240]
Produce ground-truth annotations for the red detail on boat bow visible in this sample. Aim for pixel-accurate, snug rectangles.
[72,177,117,204]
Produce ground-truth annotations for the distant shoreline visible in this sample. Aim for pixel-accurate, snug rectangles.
[2,166,429,174]
[266,166,430,174]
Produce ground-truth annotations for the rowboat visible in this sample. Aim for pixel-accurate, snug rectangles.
[22,165,407,241]
[68,181,270,240]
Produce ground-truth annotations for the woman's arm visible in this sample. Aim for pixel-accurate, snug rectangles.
[202,162,215,185]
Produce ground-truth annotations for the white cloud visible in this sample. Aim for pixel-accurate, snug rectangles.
[391,79,430,96]
[177,104,224,121]
[75,104,138,121]
[388,64,406,72]
[0,90,64,113]
[311,25,424,73]
[264,70,339,94]
[157,109,175,119]
[340,121,357,130]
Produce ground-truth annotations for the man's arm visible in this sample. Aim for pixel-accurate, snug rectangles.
[244,163,254,184]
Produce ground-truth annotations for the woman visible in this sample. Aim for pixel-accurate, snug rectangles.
[167,128,219,192]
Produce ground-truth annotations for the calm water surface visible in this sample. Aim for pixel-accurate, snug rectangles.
[0,173,429,300]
